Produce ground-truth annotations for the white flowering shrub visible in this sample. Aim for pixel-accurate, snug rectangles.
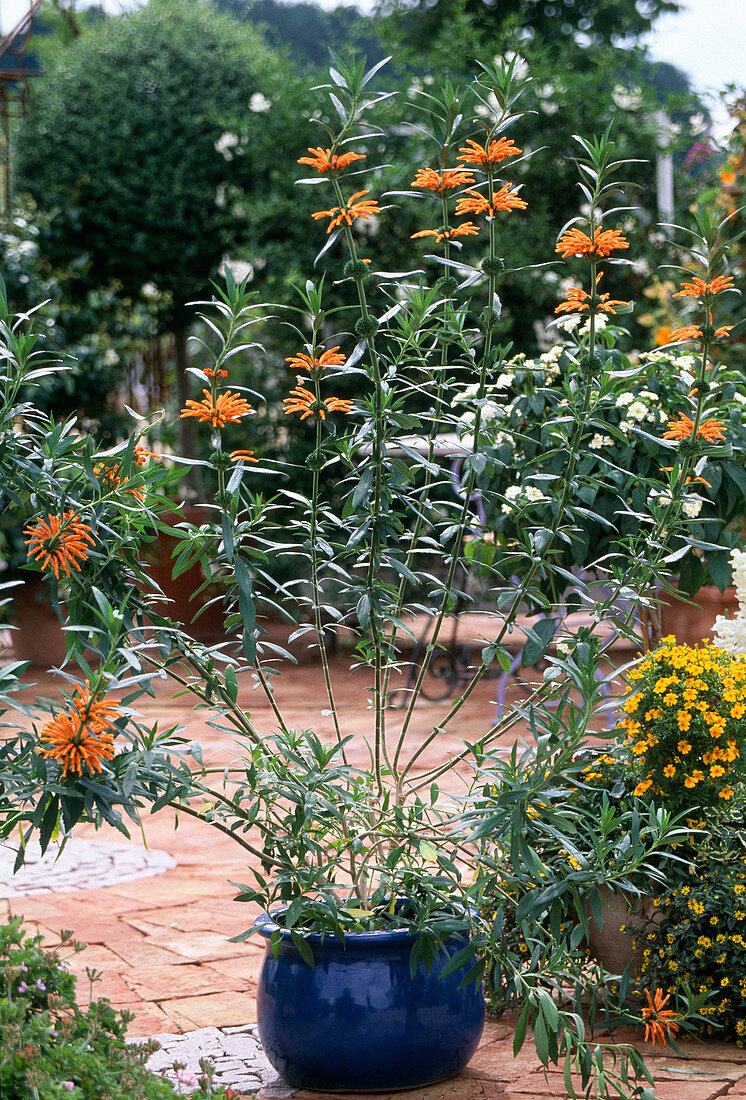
[454,343,746,600]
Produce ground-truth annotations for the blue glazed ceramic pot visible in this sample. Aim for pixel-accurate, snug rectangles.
[254,911,485,1092]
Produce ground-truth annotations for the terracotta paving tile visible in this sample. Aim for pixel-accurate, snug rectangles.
[103,877,209,905]
[466,1042,541,1084]
[65,943,129,972]
[108,937,189,969]
[642,1057,746,1081]
[120,963,245,1000]
[121,1001,182,1038]
[504,1074,730,1098]
[202,955,264,983]
[121,902,254,936]
[159,990,256,1029]
[291,1082,509,1100]
[74,969,142,1007]
[125,928,245,962]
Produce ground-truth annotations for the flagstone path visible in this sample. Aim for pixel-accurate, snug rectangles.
[3,653,746,1098]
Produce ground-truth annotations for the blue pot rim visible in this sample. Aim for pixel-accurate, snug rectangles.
[254,907,421,945]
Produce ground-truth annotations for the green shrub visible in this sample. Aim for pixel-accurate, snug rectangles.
[0,917,232,1099]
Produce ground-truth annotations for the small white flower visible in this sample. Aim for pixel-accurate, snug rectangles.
[249,92,272,113]
[215,131,239,157]
[626,401,648,422]
[734,391,746,406]
[648,487,672,507]
[589,433,612,450]
[639,390,659,403]
[618,420,633,434]
[615,393,634,408]
[103,348,119,367]
[682,495,703,518]
[495,372,514,389]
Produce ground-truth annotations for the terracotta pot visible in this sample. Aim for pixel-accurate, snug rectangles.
[658,584,739,648]
[585,886,657,976]
[10,578,67,666]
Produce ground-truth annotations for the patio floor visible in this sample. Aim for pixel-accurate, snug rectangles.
[3,648,746,1099]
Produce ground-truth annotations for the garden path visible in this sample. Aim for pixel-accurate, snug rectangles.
[3,654,746,1099]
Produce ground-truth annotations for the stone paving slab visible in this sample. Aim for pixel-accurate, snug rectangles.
[0,838,176,897]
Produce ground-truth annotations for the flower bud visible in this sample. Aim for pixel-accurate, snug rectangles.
[355,315,379,339]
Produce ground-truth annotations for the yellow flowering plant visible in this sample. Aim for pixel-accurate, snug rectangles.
[612,638,746,812]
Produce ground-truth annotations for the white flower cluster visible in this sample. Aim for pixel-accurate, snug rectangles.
[501,484,551,514]
[647,488,703,518]
[714,548,746,655]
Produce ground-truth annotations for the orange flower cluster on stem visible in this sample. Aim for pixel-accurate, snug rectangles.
[642,988,680,1047]
[555,274,628,315]
[456,138,522,166]
[25,511,95,579]
[673,274,734,300]
[665,323,733,344]
[455,185,527,217]
[555,226,629,259]
[312,191,381,234]
[411,168,475,192]
[663,413,726,444]
[180,389,254,428]
[298,147,366,174]
[283,385,353,421]
[286,347,346,378]
[37,681,120,778]
[411,223,480,244]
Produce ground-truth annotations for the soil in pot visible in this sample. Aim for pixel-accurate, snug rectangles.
[254,913,485,1092]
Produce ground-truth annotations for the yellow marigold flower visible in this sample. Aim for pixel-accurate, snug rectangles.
[180,390,255,428]
[663,764,676,778]
[555,226,629,259]
[710,764,726,778]
[732,702,746,718]
[719,786,735,800]
[663,692,678,707]
[411,167,476,191]
[457,137,522,165]
[25,511,95,580]
[298,147,366,173]
[37,682,119,778]
[624,694,641,714]
[634,778,653,796]
[677,711,692,732]
[312,190,381,233]
[631,740,649,756]
[283,385,353,421]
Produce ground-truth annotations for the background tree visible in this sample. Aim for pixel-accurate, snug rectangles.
[14,0,311,462]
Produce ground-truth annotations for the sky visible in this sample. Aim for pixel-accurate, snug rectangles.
[1,0,744,104]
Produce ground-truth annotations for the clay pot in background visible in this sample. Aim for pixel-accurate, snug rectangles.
[658,585,739,648]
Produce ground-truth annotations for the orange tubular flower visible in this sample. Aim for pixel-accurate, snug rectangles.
[641,988,680,1047]
[457,137,522,166]
[555,227,630,259]
[37,682,119,778]
[411,168,476,192]
[133,446,158,466]
[204,367,229,380]
[664,414,726,444]
[229,450,258,463]
[283,385,353,421]
[180,390,255,428]
[666,324,733,343]
[25,512,95,580]
[93,461,145,502]
[286,346,346,378]
[455,185,527,218]
[673,275,735,299]
[298,147,366,173]
[411,223,480,244]
[555,274,628,315]
[312,190,380,233]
